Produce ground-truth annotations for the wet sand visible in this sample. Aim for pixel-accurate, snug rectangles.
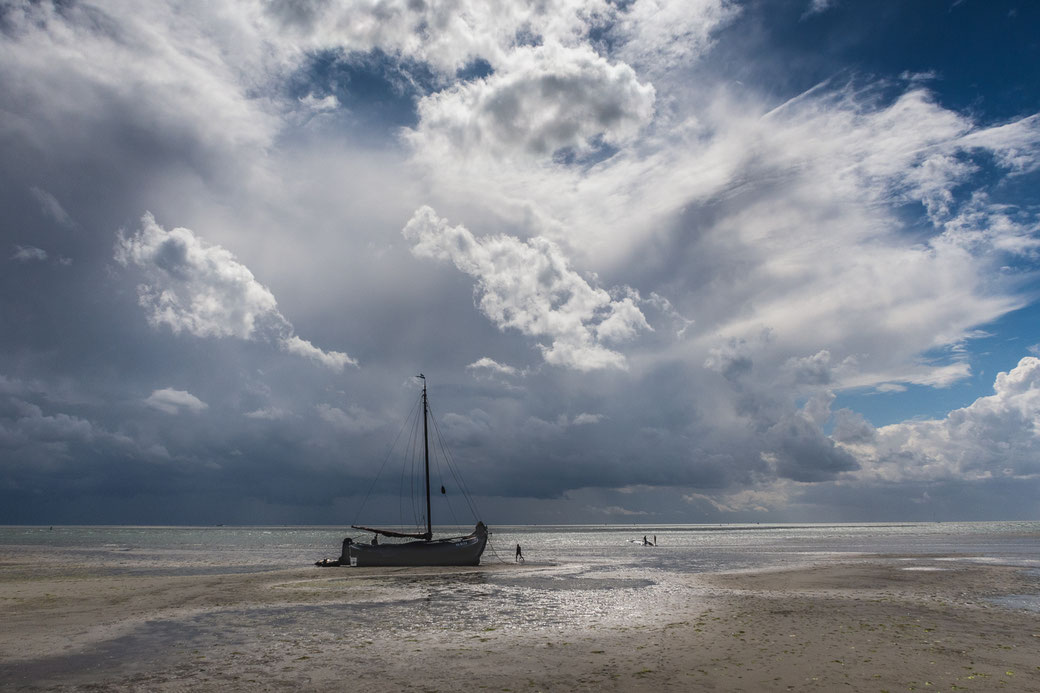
[1,552,1039,691]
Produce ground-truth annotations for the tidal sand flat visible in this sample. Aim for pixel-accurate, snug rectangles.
[2,523,1040,691]
[2,549,1039,690]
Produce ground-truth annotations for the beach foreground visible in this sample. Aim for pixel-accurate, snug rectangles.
[2,553,1038,691]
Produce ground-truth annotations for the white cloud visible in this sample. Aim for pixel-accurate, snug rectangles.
[683,487,788,513]
[666,86,1038,394]
[846,357,1040,483]
[115,213,278,340]
[315,403,381,433]
[11,245,48,263]
[282,335,358,372]
[115,213,357,371]
[403,205,650,371]
[959,114,1040,175]
[613,0,738,70]
[406,78,1038,402]
[571,412,604,425]
[590,505,648,516]
[261,0,604,75]
[410,43,655,161]
[29,186,75,228]
[802,0,835,18]
[297,93,339,113]
[0,2,282,167]
[144,387,208,415]
[467,357,520,377]
[244,407,290,420]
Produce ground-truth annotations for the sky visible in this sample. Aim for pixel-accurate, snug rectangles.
[2,0,1040,526]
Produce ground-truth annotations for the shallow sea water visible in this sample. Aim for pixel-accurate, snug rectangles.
[3,521,1039,630]
[2,522,1040,687]
[6,520,1040,571]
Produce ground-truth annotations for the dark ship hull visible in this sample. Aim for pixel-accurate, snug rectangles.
[343,522,488,567]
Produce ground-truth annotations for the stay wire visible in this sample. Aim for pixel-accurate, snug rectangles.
[400,395,423,533]
[352,394,422,529]
[430,442,463,534]
[484,534,512,565]
[426,401,482,522]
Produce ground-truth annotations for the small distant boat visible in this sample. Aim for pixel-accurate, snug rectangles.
[320,375,489,568]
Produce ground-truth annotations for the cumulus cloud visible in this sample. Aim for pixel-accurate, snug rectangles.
[144,388,208,415]
[410,43,655,161]
[261,0,601,75]
[261,0,732,80]
[403,206,650,371]
[115,214,278,339]
[848,357,1040,483]
[467,357,521,377]
[115,213,357,371]
[283,335,358,372]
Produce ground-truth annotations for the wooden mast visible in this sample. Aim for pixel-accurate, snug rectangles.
[420,374,432,541]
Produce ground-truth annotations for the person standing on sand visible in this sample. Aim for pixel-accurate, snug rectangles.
[515,543,524,562]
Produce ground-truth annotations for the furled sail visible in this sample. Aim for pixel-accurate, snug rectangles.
[351,525,431,540]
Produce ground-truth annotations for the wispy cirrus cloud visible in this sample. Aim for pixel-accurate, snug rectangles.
[10,245,48,263]
[29,187,76,229]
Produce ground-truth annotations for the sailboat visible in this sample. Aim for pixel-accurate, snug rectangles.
[330,375,489,567]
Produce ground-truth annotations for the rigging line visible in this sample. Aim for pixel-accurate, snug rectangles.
[427,402,482,521]
[435,425,480,522]
[396,394,424,534]
[353,394,422,529]
[484,536,511,565]
[407,392,424,532]
[430,438,463,533]
[398,396,413,531]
